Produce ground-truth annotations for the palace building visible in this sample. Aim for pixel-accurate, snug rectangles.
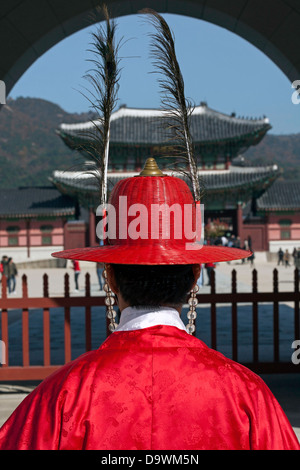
[254,180,300,254]
[51,103,295,254]
[55,103,271,171]
[0,186,82,263]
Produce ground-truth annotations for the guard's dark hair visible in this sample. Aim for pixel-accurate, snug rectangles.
[112,264,195,307]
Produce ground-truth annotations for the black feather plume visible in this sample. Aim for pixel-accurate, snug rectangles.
[78,5,121,205]
[141,8,202,202]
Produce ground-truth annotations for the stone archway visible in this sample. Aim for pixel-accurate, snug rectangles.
[1,0,300,96]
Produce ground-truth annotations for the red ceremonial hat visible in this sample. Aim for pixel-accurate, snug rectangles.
[52,158,250,265]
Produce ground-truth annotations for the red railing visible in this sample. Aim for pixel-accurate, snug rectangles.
[0,273,107,380]
[197,268,300,373]
[0,268,299,380]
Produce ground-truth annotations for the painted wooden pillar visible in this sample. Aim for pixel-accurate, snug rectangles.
[89,208,96,246]
[26,219,30,258]
[236,203,243,241]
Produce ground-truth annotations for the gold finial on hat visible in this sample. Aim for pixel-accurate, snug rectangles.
[139,158,165,176]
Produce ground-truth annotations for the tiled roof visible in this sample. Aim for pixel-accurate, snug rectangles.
[58,104,271,145]
[51,165,279,195]
[198,166,279,191]
[257,180,300,211]
[0,186,76,218]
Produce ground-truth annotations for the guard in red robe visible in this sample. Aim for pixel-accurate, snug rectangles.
[0,159,299,450]
[0,308,299,450]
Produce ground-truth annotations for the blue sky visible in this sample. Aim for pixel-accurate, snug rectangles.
[9,13,300,135]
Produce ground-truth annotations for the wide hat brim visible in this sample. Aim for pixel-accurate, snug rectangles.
[52,244,251,265]
[52,163,252,265]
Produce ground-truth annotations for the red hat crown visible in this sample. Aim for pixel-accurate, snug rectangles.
[104,160,199,249]
[52,158,250,265]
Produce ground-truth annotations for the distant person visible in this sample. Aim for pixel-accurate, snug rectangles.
[72,260,80,292]
[205,262,215,286]
[292,247,298,266]
[242,239,249,264]
[96,262,104,290]
[296,249,300,270]
[221,235,228,246]
[228,235,235,248]
[277,248,284,266]
[248,251,255,267]
[227,235,236,264]
[1,255,9,280]
[248,236,252,251]
[7,257,18,294]
[234,236,241,249]
[283,250,290,268]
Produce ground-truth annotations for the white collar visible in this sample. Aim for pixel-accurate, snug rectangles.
[115,306,187,332]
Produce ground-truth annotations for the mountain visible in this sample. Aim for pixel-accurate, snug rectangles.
[244,133,300,180]
[0,97,299,188]
[0,97,96,188]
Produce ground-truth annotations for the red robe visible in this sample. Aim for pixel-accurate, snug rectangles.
[0,324,299,450]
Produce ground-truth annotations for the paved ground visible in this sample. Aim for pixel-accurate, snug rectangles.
[4,255,298,298]
[0,258,299,444]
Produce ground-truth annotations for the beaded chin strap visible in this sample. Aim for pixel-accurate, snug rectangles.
[186,284,199,335]
[103,267,118,332]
